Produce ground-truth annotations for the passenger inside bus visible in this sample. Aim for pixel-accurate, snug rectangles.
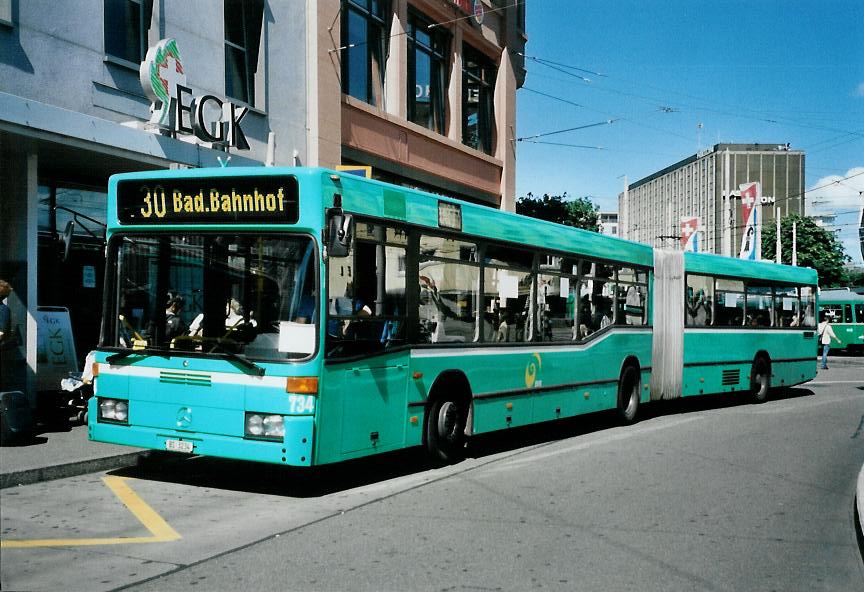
[164,294,186,341]
[687,288,711,325]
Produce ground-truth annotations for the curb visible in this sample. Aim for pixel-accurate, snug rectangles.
[0,451,152,489]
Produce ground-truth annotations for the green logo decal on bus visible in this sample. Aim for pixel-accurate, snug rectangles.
[525,353,542,389]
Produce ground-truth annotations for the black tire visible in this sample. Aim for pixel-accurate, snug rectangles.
[425,397,468,464]
[750,357,771,403]
[617,364,641,424]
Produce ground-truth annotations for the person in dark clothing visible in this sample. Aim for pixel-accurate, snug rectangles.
[165,295,186,342]
[0,280,11,347]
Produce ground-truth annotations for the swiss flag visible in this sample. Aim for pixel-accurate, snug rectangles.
[740,182,759,223]
[680,217,698,248]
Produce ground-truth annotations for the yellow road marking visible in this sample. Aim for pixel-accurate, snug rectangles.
[1,476,181,548]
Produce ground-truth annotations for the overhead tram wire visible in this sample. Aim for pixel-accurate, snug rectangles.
[520,86,702,144]
[522,53,864,139]
[522,53,864,136]
[519,140,606,151]
[516,119,618,142]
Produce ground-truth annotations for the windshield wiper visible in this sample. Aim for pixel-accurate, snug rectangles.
[207,341,265,376]
[106,346,173,364]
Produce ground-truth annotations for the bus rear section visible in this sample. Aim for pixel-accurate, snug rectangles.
[817,289,864,352]
[662,252,819,402]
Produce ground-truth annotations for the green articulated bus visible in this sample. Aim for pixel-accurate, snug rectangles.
[89,167,819,466]
[817,289,864,352]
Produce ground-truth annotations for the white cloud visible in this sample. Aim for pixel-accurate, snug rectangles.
[807,167,864,265]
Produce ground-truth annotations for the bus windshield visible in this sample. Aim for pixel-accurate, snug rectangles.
[106,233,317,360]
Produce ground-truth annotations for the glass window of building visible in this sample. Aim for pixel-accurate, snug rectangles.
[38,185,108,237]
[407,11,448,133]
[342,0,389,107]
[224,0,263,105]
[462,44,496,154]
[104,0,149,65]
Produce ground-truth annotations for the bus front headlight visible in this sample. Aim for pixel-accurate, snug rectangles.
[245,413,284,440]
[98,398,129,424]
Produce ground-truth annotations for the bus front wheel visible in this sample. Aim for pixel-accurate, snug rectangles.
[750,357,771,403]
[425,397,468,464]
[617,364,641,424]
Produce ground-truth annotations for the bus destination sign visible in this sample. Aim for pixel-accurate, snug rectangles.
[116,176,299,224]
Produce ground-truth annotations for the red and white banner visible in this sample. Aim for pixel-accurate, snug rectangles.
[680,216,701,252]
[738,182,761,260]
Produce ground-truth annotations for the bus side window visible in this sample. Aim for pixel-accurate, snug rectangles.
[844,304,853,324]
[419,234,480,344]
[715,278,745,326]
[685,273,713,327]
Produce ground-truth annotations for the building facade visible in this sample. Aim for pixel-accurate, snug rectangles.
[0,0,526,405]
[619,144,805,255]
[598,211,618,237]
[322,0,526,208]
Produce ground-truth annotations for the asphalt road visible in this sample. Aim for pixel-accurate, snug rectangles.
[2,357,863,592]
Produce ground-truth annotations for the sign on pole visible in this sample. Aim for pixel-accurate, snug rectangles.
[680,216,701,253]
[738,182,761,260]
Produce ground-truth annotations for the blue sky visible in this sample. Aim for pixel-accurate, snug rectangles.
[515,0,864,264]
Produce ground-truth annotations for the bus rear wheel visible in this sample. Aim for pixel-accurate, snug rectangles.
[425,397,468,464]
[750,357,771,403]
[617,365,641,424]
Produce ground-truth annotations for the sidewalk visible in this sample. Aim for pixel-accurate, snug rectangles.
[0,422,149,489]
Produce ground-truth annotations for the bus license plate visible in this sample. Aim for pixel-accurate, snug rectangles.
[165,439,194,453]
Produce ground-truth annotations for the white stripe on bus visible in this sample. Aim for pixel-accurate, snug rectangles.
[98,364,289,387]
[410,330,652,358]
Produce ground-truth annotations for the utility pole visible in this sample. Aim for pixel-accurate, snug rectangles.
[776,207,781,264]
[792,221,797,266]
[722,149,731,257]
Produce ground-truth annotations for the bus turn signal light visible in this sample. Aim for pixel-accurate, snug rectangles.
[287,377,318,394]
[92,362,100,378]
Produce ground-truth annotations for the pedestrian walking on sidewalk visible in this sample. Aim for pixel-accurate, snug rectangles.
[817,312,841,369]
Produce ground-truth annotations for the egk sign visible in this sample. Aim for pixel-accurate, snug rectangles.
[139,39,250,150]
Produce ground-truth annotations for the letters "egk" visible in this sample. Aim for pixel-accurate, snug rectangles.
[173,84,250,150]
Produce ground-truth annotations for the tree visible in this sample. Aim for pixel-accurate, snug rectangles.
[516,192,601,232]
[761,214,850,287]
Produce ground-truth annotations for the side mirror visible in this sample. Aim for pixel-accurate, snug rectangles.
[61,220,75,262]
[326,210,353,258]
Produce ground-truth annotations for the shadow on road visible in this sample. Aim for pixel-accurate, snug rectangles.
[110,386,817,498]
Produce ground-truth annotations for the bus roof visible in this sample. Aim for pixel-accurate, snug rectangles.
[818,288,864,303]
[333,169,655,268]
[684,251,818,285]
